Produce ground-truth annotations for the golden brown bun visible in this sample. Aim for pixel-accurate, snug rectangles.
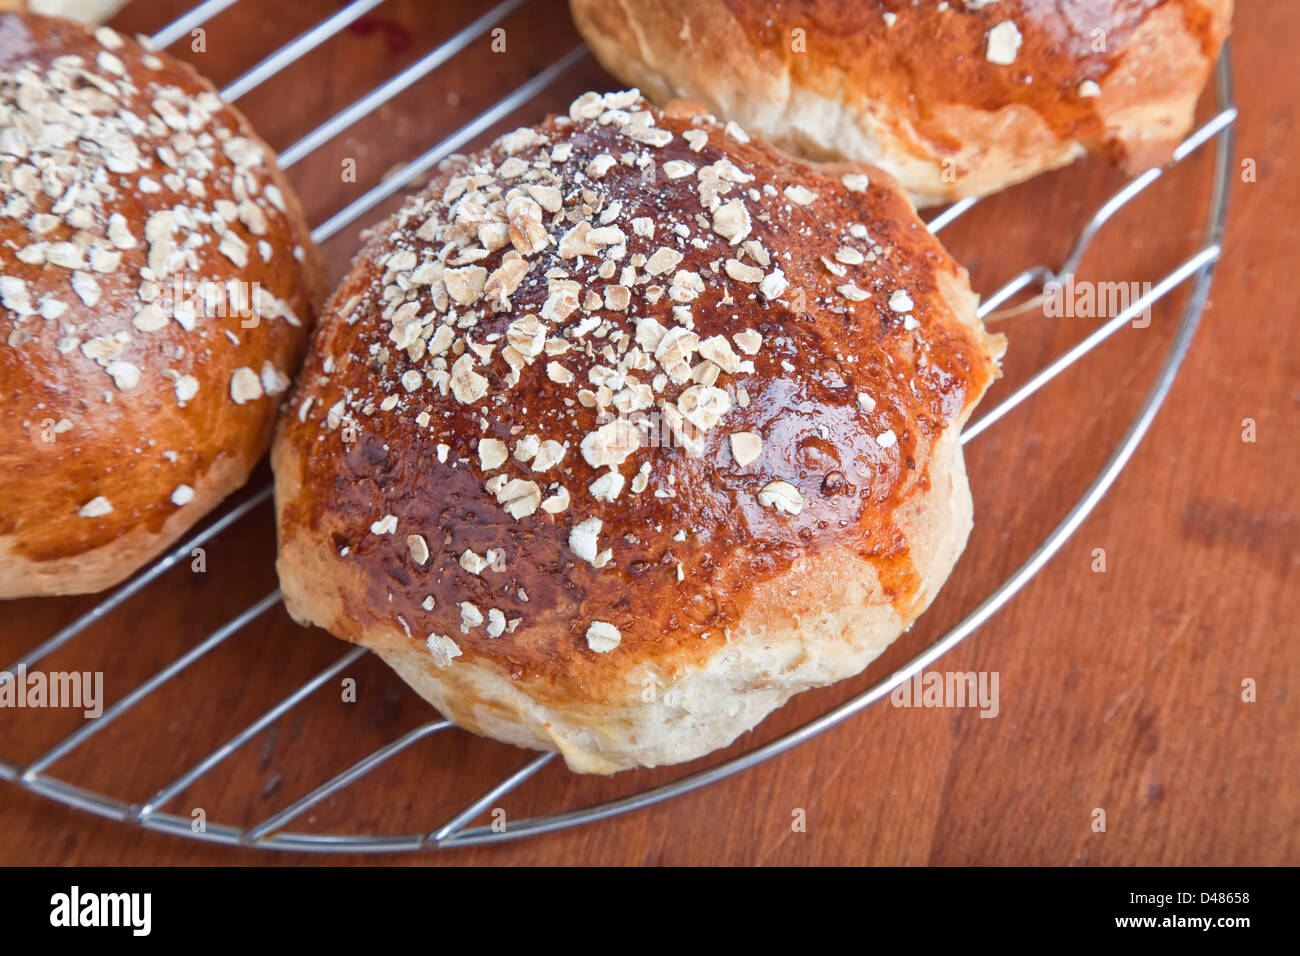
[0,13,325,598]
[569,0,1233,206]
[273,91,1003,772]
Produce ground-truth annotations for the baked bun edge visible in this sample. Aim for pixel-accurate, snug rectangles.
[273,90,1002,772]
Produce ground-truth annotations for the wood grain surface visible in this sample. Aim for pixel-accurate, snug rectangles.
[1,0,1295,866]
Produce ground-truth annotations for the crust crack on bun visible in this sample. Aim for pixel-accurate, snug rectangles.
[273,90,1003,773]
[0,13,323,597]
[569,0,1233,205]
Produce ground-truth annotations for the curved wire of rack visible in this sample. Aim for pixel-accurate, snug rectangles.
[0,0,1236,851]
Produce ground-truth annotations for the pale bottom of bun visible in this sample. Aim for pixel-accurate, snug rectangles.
[13,1,130,24]
[0,452,256,599]
[673,81,1087,208]
[788,85,1195,208]
[277,423,975,774]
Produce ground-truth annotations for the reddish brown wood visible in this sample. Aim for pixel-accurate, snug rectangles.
[0,0,1295,865]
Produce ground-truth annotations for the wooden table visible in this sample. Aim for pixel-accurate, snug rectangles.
[1,0,1295,866]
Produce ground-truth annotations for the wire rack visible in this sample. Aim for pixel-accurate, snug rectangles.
[0,0,1237,852]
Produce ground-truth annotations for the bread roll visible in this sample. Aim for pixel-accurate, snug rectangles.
[0,13,324,598]
[569,0,1233,206]
[273,91,1003,773]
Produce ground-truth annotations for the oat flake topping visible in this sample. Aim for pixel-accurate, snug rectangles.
[286,90,983,668]
[0,23,303,518]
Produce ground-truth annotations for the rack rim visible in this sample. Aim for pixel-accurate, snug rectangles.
[0,1,1237,852]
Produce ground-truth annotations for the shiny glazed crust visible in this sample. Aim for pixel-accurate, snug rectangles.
[273,91,1003,772]
[0,13,325,597]
[569,0,1233,205]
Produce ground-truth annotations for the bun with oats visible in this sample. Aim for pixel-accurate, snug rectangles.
[569,0,1233,206]
[0,13,324,598]
[272,91,1003,773]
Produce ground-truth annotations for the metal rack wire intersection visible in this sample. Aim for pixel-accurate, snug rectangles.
[0,0,1237,851]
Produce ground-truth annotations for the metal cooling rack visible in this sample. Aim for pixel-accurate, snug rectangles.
[0,0,1237,851]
